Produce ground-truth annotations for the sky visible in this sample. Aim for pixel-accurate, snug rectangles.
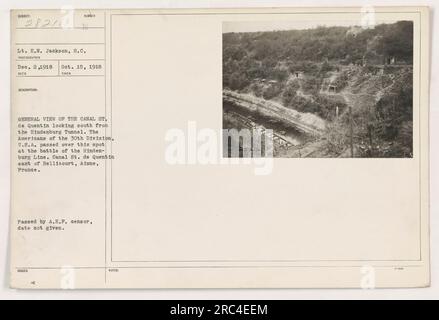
[222,19,400,33]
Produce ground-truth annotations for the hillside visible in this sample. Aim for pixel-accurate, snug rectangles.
[223,21,414,157]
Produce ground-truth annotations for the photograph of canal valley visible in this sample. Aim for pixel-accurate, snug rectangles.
[222,20,414,158]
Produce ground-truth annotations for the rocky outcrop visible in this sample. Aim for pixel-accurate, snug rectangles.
[223,90,326,135]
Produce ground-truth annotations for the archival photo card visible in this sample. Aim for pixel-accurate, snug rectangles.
[9,7,430,289]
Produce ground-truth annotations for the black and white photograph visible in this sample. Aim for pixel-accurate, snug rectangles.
[223,20,414,158]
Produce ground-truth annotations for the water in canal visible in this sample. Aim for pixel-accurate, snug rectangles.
[223,100,309,147]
